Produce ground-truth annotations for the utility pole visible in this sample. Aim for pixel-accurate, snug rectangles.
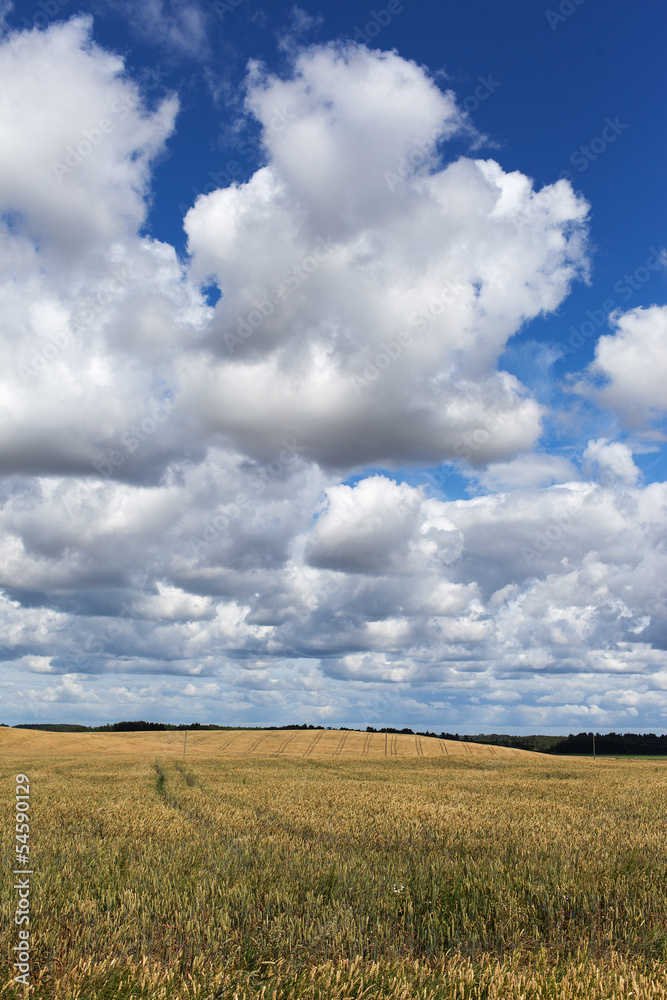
[183,730,187,761]
[592,733,596,760]
[385,728,387,757]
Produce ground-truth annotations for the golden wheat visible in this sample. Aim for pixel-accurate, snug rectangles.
[2,733,666,998]
[0,726,532,759]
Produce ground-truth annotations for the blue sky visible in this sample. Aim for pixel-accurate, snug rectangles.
[0,0,666,733]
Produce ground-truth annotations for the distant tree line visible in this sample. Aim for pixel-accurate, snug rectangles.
[13,721,242,733]
[544,732,667,756]
[366,726,419,735]
[268,724,326,730]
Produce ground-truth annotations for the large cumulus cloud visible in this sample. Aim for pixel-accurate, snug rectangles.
[183,42,590,468]
[0,15,177,260]
[0,17,210,482]
[583,305,667,428]
[0,25,589,479]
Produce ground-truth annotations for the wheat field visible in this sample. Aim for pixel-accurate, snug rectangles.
[0,727,532,760]
[2,729,667,999]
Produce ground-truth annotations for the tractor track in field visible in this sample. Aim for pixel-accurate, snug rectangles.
[303,730,324,756]
[334,731,350,756]
[240,732,274,756]
[216,733,242,753]
[272,731,300,756]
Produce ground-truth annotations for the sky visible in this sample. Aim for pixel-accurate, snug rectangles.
[0,0,666,733]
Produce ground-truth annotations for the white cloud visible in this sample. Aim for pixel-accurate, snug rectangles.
[108,0,209,59]
[585,305,667,427]
[0,17,178,261]
[184,43,589,468]
[0,19,211,482]
[582,438,640,487]
[0,28,590,479]
[478,452,579,490]
[305,475,462,574]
